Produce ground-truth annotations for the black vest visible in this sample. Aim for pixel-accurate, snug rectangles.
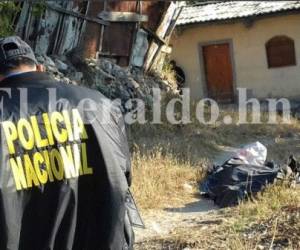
[0,72,134,250]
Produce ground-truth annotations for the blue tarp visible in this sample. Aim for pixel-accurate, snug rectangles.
[200,162,279,208]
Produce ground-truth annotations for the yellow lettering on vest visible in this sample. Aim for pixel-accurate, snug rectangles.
[59,145,77,178]
[24,154,40,188]
[50,112,68,144]
[30,116,49,148]
[62,110,74,142]
[43,150,54,182]
[72,109,88,140]
[49,149,64,181]
[9,156,27,190]
[2,121,18,154]
[33,152,48,184]
[81,143,93,175]
[42,113,55,146]
[17,119,34,151]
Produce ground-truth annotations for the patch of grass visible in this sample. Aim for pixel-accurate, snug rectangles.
[131,149,206,209]
[227,190,300,249]
[228,183,300,231]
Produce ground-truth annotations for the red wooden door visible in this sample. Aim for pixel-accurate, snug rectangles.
[202,43,234,102]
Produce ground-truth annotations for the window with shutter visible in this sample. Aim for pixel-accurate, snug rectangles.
[266,36,296,68]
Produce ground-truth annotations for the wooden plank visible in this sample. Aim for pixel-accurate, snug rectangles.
[144,2,180,71]
[46,3,109,26]
[142,27,166,45]
[161,45,172,54]
[98,11,148,22]
[99,52,129,57]
[99,0,108,52]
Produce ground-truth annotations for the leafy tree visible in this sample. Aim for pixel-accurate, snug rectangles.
[0,2,21,37]
[0,1,45,37]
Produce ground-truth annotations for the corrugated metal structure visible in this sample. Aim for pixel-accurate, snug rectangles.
[14,0,181,70]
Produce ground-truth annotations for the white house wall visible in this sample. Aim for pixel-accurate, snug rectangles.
[171,14,300,101]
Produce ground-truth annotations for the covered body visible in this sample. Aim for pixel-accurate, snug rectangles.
[201,162,279,208]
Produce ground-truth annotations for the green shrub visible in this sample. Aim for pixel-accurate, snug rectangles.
[0,1,45,37]
[0,2,21,37]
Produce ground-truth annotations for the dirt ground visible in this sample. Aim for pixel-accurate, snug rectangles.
[133,137,300,250]
[134,197,218,244]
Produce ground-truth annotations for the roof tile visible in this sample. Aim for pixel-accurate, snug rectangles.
[177,1,300,25]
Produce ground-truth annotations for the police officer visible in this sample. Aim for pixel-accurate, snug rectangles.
[0,36,136,250]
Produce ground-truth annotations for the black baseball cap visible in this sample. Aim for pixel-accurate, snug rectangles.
[0,36,37,65]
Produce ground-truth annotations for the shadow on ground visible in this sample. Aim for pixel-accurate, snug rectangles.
[164,198,218,213]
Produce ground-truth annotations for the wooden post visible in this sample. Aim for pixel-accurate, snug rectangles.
[76,1,105,59]
[98,0,107,56]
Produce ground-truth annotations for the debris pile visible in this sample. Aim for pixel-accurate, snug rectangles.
[36,55,83,85]
[83,58,176,104]
[37,54,177,111]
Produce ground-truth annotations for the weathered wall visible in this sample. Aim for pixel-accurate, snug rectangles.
[15,1,175,68]
[79,1,170,66]
[16,1,85,56]
[171,14,300,100]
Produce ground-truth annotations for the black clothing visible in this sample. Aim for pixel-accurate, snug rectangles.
[174,66,185,87]
[0,72,134,250]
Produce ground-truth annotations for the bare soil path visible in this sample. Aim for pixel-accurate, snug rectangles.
[134,198,218,244]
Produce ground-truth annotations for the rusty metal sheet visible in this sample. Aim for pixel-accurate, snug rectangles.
[78,0,140,61]
[77,1,105,59]
[107,1,138,12]
[141,1,169,31]
[100,1,138,65]
[102,22,136,66]
[77,0,173,65]
[99,1,171,66]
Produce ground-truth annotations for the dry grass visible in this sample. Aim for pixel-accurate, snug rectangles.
[131,150,206,209]
[231,183,300,227]
[130,105,300,249]
[159,60,178,88]
[227,184,300,249]
[129,106,300,165]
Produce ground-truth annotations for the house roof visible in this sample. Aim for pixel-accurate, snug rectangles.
[177,1,300,26]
